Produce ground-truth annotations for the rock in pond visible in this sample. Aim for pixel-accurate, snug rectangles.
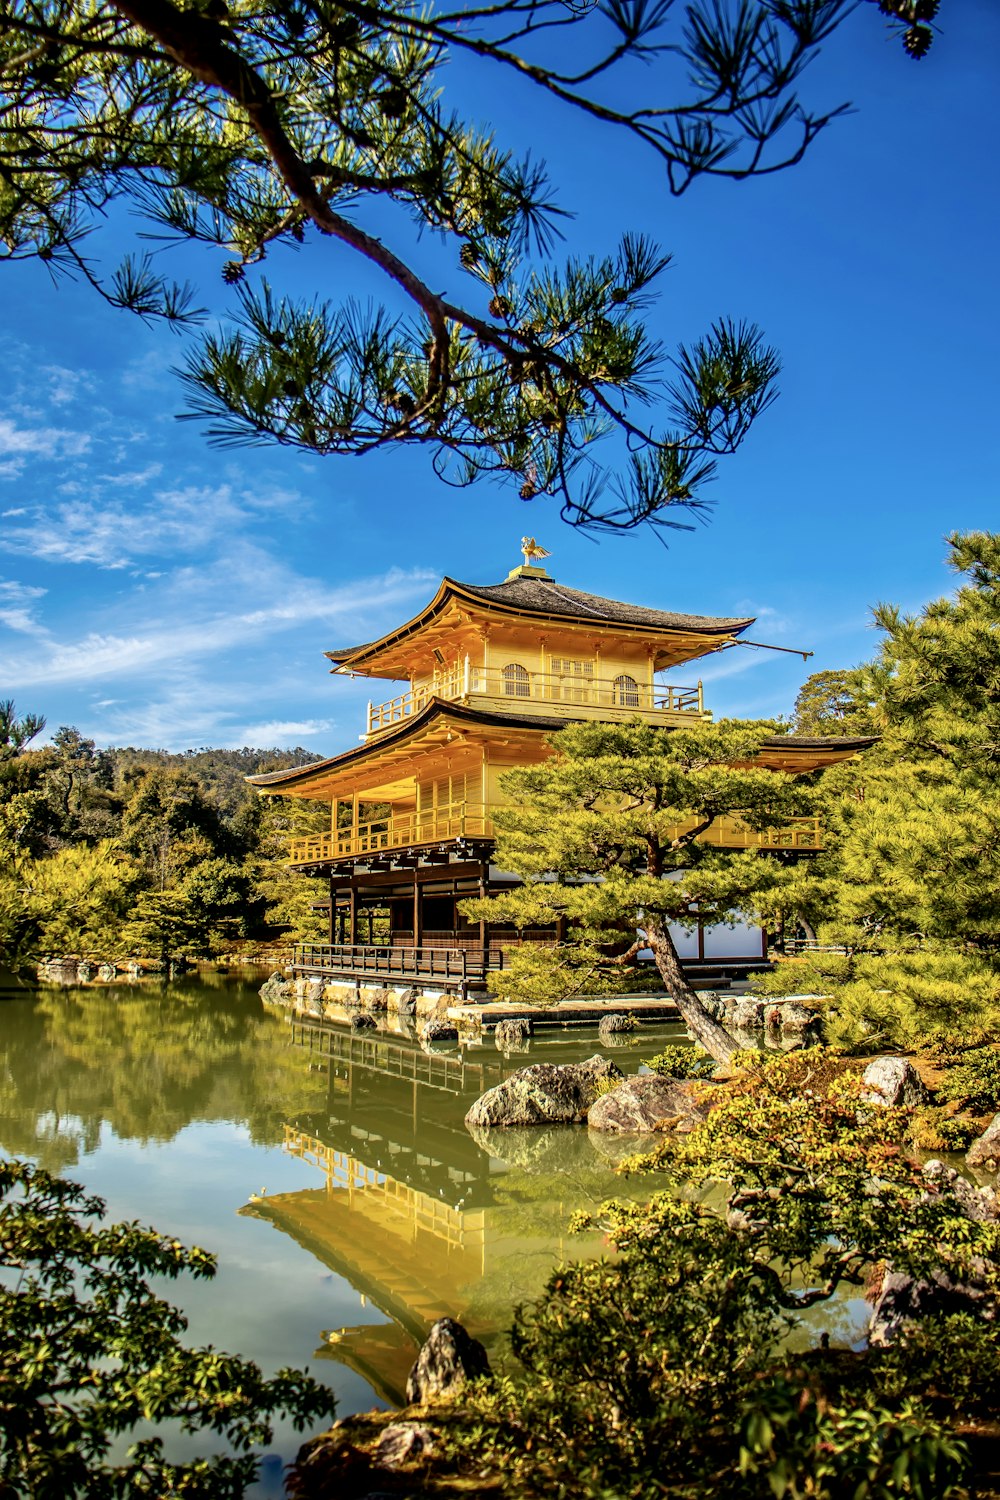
[420,1018,458,1042]
[588,1074,713,1135]
[465,1054,624,1129]
[966,1113,1000,1169]
[732,997,765,1030]
[494,1017,533,1049]
[598,1012,635,1040]
[405,1317,490,1404]
[260,971,294,1006]
[350,1012,377,1032]
[861,1055,930,1108]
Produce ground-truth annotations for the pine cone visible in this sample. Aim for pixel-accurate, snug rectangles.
[519,481,537,500]
[459,242,479,269]
[488,296,511,319]
[222,261,245,284]
[903,22,932,56]
[379,87,408,118]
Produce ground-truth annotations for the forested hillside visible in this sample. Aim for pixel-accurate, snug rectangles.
[0,728,331,971]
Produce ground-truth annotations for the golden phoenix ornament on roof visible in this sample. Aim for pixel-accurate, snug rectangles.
[520,537,552,567]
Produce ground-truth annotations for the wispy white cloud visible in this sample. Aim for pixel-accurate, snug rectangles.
[1,566,435,688]
[0,415,91,480]
[0,579,47,636]
[42,365,97,407]
[231,718,334,747]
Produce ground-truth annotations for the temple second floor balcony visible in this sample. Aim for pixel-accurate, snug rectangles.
[365,665,706,738]
[287,804,824,866]
[289,801,494,865]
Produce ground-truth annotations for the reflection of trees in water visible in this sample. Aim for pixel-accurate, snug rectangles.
[0,978,328,1172]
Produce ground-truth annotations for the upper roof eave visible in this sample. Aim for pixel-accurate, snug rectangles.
[325,575,755,671]
[246,711,876,796]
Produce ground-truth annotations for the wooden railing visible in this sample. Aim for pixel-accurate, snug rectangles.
[289,801,492,864]
[698,815,824,850]
[293,941,502,986]
[290,806,822,865]
[366,666,705,734]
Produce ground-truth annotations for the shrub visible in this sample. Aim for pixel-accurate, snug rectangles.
[936,1045,1000,1112]
[647,1043,715,1079]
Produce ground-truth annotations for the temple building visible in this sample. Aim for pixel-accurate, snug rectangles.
[249,544,871,999]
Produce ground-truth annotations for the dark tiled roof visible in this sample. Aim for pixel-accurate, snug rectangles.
[326,575,753,662]
[455,576,754,632]
[246,702,564,787]
[246,703,875,792]
[760,735,879,752]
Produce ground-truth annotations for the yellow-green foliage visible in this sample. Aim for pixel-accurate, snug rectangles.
[647,1043,715,1079]
[936,1045,1000,1112]
[754,947,1000,1053]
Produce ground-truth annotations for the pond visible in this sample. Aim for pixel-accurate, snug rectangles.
[0,971,688,1491]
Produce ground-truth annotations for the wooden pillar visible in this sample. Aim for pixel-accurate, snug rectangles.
[348,881,358,945]
[328,874,335,946]
[478,866,489,959]
[413,873,422,949]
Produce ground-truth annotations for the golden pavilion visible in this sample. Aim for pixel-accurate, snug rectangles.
[248,545,870,998]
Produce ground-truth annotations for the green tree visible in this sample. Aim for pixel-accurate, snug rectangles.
[791,667,875,737]
[120,767,230,889]
[0,700,46,759]
[120,887,214,966]
[0,0,938,531]
[0,1157,336,1497]
[464,718,812,1063]
[760,533,1000,1049]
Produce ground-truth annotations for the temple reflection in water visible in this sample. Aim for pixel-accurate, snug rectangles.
[241,1016,671,1403]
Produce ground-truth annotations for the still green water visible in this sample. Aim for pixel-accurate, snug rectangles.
[0,972,686,1489]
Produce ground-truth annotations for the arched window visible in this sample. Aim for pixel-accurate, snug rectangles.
[613,673,640,708]
[502,662,530,698]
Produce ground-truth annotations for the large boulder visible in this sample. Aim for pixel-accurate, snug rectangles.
[861,1055,930,1108]
[869,1264,998,1346]
[924,1158,999,1221]
[966,1114,1000,1170]
[588,1074,713,1135]
[350,1012,377,1032]
[465,1055,624,1129]
[779,1000,822,1037]
[405,1318,490,1404]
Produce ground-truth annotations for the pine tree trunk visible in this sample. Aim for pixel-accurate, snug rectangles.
[645,915,739,1066]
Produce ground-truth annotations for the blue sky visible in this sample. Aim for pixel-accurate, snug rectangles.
[1,1,997,754]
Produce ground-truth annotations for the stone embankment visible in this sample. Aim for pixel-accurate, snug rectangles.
[37,956,181,984]
[260,970,457,1025]
[697,991,824,1048]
